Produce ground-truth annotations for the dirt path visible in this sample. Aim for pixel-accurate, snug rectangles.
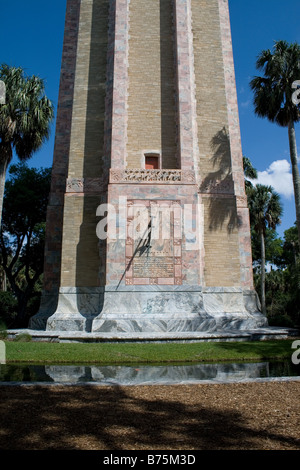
[0,381,300,450]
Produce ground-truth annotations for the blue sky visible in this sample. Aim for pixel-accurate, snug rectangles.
[1,0,299,238]
[229,0,300,237]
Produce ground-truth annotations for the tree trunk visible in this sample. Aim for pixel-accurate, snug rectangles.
[288,120,300,242]
[0,158,8,226]
[260,229,266,315]
[16,293,30,328]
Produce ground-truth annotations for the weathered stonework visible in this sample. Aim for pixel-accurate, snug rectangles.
[32,0,81,327]
[30,0,267,334]
[110,169,196,184]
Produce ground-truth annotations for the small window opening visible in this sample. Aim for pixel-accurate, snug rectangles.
[145,154,160,169]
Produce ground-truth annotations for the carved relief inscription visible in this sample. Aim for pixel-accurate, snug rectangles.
[133,257,174,279]
[125,200,182,285]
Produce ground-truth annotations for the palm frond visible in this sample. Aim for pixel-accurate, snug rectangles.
[250,41,300,127]
[0,64,54,162]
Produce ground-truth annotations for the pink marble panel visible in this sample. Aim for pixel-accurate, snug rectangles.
[174,0,199,178]
[110,0,129,169]
[218,0,254,289]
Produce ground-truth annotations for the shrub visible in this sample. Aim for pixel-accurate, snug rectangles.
[0,291,17,328]
[0,320,7,339]
[14,333,32,342]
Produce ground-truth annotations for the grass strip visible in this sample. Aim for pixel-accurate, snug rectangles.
[4,339,297,365]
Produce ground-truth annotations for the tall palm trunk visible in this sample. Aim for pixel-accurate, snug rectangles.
[0,140,12,225]
[260,229,266,315]
[288,120,300,242]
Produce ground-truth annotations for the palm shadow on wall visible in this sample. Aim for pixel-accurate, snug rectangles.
[199,126,242,234]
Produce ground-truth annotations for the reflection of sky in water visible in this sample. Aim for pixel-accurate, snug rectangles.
[0,361,300,384]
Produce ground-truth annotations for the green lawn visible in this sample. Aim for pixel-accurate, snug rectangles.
[3,338,297,365]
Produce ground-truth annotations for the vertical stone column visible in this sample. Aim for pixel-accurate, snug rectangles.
[29,0,81,329]
[104,0,130,290]
[173,0,204,283]
[218,0,254,290]
[173,0,199,176]
[109,0,129,170]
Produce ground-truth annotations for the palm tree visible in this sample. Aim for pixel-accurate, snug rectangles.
[0,64,54,224]
[243,156,258,194]
[250,40,300,241]
[247,184,283,315]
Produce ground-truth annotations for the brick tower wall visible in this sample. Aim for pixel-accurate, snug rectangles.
[44,0,253,295]
[126,0,178,169]
[60,0,109,288]
[30,0,264,333]
[192,0,242,287]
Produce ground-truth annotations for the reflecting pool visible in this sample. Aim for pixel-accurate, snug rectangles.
[0,361,300,385]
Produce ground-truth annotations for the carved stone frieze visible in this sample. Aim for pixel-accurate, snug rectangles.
[66,177,108,193]
[109,169,196,184]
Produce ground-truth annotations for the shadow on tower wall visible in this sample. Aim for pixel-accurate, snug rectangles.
[75,0,111,331]
[200,126,242,233]
[160,0,178,169]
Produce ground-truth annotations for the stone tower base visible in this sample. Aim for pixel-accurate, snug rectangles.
[29,286,268,333]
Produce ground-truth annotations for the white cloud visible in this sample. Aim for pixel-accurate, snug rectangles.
[250,159,294,199]
[241,100,250,108]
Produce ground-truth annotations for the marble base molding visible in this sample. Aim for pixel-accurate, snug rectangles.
[29,286,268,333]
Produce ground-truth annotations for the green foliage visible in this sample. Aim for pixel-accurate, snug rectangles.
[251,227,283,268]
[250,40,300,242]
[13,333,32,342]
[0,318,8,339]
[0,64,54,165]
[266,225,300,326]
[247,184,283,235]
[280,224,299,267]
[250,40,300,127]
[253,227,300,327]
[243,156,258,192]
[247,183,283,314]
[2,163,50,233]
[0,291,17,328]
[0,163,51,327]
[244,155,299,327]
